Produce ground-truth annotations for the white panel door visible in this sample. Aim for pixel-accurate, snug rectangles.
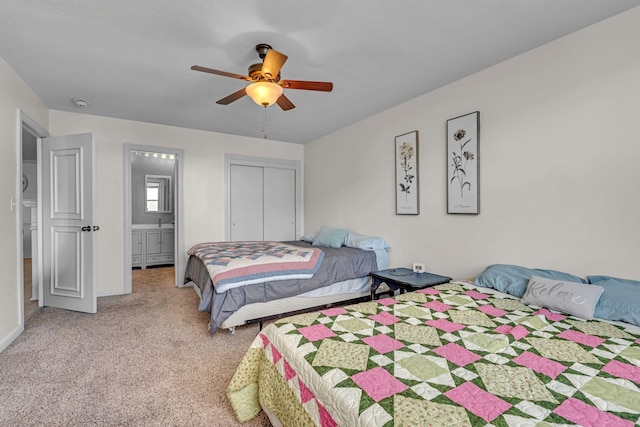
[230,165,263,241]
[263,167,296,241]
[41,133,96,313]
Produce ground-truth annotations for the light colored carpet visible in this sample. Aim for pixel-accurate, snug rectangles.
[0,267,271,426]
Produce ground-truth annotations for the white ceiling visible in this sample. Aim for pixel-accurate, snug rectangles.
[2,1,639,144]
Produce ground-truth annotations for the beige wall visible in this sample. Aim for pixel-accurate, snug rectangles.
[49,110,304,296]
[305,7,640,280]
[0,57,49,351]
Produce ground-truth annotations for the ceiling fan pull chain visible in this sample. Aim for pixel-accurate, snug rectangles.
[262,106,268,139]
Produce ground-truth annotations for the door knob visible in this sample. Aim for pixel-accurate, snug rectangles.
[81,226,91,232]
[93,226,100,231]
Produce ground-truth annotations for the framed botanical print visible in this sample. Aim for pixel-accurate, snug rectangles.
[447,112,479,214]
[395,131,419,215]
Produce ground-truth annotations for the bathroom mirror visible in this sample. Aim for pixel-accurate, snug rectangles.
[145,175,172,213]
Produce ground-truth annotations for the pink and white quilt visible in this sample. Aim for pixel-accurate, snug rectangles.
[187,241,324,293]
[229,281,640,426]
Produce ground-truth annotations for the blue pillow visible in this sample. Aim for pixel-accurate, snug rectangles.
[474,264,586,298]
[344,231,390,251]
[312,225,348,248]
[588,276,640,326]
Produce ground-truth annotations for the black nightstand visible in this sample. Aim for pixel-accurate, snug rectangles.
[370,268,452,300]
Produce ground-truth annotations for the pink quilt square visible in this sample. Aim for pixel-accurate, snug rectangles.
[377,297,398,306]
[513,351,567,379]
[478,305,507,317]
[317,402,337,427]
[271,346,282,364]
[603,360,640,384]
[352,367,408,401]
[465,290,489,300]
[494,325,512,334]
[418,287,441,295]
[299,324,336,342]
[432,343,481,366]
[534,308,566,322]
[426,318,465,333]
[259,333,270,349]
[636,338,640,345]
[283,359,296,381]
[558,330,606,348]
[423,301,452,313]
[362,334,405,354]
[554,397,634,427]
[510,325,530,340]
[370,311,400,326]
[321,307,348,317]
[299,378,314,404]
[444,382,511,422]
[495,324,528,340]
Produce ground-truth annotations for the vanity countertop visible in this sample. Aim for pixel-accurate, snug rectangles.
[132,223,174,230]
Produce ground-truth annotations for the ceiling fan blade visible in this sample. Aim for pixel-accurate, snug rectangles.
[276,94,295,111]
[191,65,250,81]
[216,88,247,105]
[279,80,333,92]
[261,49,288,79]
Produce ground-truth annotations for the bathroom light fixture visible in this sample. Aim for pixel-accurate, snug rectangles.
[132,150,176,161]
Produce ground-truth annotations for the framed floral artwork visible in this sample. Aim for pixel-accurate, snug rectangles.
[395,131,419,215]
[447,111,479,214]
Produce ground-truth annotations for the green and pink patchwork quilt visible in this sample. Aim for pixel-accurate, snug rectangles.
[228,282,640,426]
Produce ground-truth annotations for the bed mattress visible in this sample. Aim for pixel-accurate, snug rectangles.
[184,241,379,334]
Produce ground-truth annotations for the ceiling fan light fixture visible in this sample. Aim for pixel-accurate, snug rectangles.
[245,81,283,106]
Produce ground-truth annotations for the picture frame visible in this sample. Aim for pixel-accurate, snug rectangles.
[395,131,419,215]
[447,111,479,214]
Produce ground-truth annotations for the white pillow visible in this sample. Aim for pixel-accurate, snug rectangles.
[521,275,604,320]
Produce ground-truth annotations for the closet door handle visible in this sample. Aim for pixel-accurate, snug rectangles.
[81,226,91,232]
[93,226,100,231]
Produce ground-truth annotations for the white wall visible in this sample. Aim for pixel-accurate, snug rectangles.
[48,110,304,296]
[305,7,640,281]
[0,57,49,351]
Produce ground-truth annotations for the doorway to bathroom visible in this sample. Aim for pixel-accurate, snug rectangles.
[123,144,184,293]
[20,119,43,322]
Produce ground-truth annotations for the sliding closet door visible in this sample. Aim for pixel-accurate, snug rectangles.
[263,167,296,241]
[230,165,263,241]
[228,161,297,242]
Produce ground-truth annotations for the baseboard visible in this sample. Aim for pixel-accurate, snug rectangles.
[0,324,24,353]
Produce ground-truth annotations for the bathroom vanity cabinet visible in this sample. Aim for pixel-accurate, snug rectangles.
[132,225,174,269]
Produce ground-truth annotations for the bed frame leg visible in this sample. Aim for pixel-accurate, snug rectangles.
[228,326,236,334]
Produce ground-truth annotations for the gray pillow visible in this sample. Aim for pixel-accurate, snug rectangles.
[521,275,604,320]
[474,264,586,298]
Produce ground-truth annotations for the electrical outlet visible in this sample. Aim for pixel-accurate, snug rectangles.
[413,263,425,273]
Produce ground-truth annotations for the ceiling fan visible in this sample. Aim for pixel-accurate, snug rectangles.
[191,44,333,111]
